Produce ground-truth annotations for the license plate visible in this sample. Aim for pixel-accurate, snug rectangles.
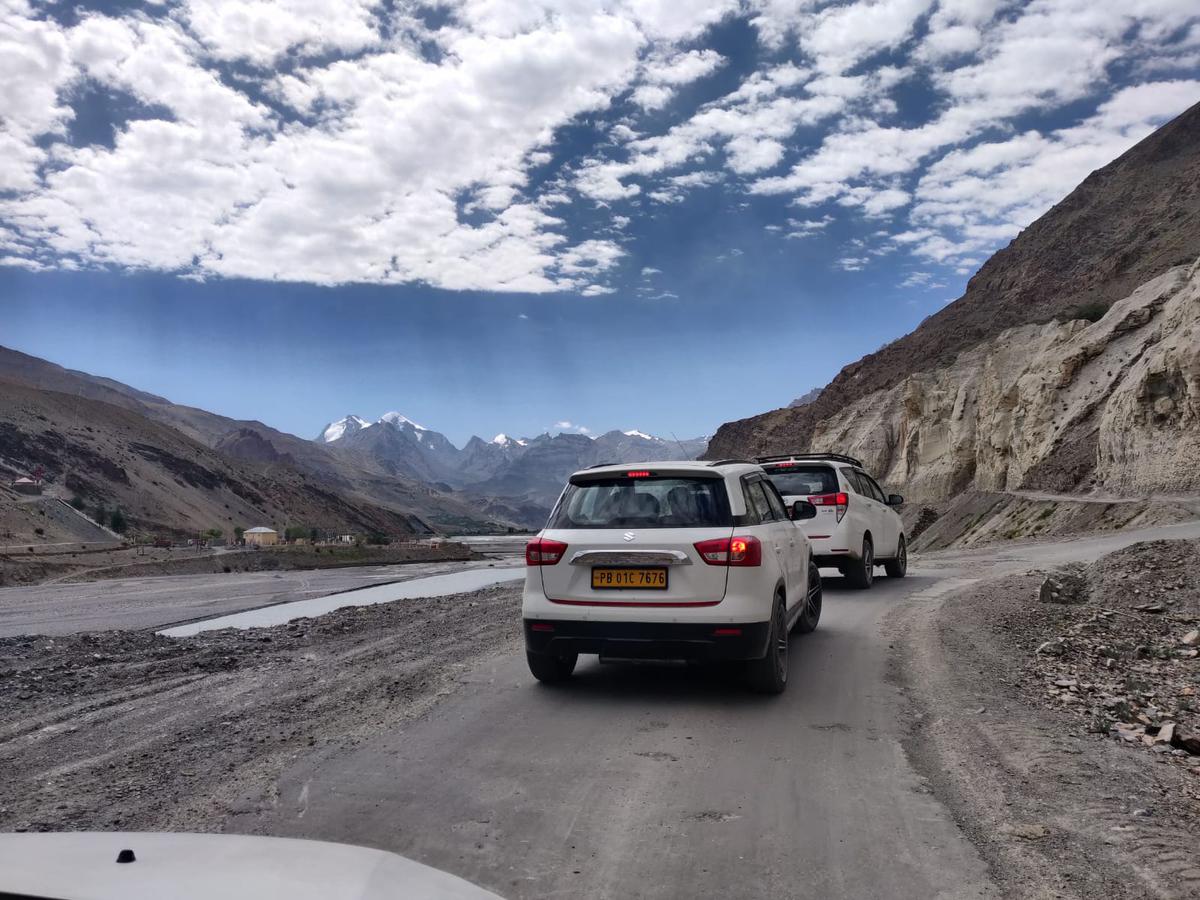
[591,567,668,590]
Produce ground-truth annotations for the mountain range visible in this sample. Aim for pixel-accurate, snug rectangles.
[0,347,511,535]
[316,413,708,525]
[0,345,709,535]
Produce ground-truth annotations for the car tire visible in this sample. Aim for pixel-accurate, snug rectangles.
[884,534,908,578]
[793,562,822,634]
[526,651,578,684]
[846,536,874,589]
[747,596,788,694]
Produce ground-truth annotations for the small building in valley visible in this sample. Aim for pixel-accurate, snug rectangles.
[243,526,279,547]
[11,477,42,496]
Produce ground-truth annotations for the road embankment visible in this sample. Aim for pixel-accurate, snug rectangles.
[892,537,1200,899]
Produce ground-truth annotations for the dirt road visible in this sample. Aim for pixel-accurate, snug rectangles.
[3,520,1199,898]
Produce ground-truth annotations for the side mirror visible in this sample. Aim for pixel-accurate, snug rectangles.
[791,500,817,521]
[888,494,904,507]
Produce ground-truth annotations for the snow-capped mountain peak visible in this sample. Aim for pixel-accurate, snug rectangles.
[622,429,657,440]
[492,433,529,447]
[379,412,427,431]
[317,415,372,443]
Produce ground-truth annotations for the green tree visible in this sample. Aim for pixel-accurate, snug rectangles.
[109,508,128,533]
[69,496,87,511]
[233,526,245,542]
[284,525,309,542]
[95,505,109,527]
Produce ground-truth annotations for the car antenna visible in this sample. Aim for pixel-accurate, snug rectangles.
[670,432,689,458]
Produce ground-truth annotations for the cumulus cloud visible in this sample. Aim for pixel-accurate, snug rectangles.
[1,0,1198,293]
[0,0,695,292]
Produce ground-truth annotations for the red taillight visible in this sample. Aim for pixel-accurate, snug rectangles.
[526,538,568,566]
[693,535,762,567]
[713,627,742,636]
[530,622,555,632]
[809,492,849,522]
[626,470,651,478]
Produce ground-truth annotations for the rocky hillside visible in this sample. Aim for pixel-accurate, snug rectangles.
[707,100,1200,467]
[0,379,426,538]
[805,260,1200,501]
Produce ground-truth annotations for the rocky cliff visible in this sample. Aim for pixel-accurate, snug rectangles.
[706,100,1200,467]
[803,259,1199,501]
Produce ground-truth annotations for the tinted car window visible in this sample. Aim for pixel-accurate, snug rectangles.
[762,480,789,520]
[549,477,731,529]
[743,479,774,523]
[765,465,838,496]
[839,469,861,493]
[864,474,888,503]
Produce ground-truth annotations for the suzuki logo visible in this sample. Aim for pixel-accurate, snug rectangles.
[622,532,636,542]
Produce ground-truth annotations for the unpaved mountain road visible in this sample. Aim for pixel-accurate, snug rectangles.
[247,519,1200,900]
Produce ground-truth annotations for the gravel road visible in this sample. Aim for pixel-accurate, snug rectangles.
[3,520,1200,899]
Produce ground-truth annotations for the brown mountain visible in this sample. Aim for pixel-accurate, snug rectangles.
[706,100,1200,462]
[0,378,426,538]
[0,346,507,532]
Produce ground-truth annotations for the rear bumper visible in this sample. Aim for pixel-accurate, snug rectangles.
[813,552,857,568]
[524,618,771,661]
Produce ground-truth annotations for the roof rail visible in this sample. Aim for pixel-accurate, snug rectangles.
[756,452,864,468]
[705,458,757,467]
[585,461,618,469]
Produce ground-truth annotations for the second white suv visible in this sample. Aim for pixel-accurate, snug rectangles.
[522,460,823,694]
[758,453,907,589]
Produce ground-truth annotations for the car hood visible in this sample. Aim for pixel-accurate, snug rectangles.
[0,832,503,900]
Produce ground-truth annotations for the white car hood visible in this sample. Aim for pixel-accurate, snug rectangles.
[0,832,503,900]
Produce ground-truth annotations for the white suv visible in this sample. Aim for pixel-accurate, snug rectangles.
[522,460,823,694]
[758,454,907,589]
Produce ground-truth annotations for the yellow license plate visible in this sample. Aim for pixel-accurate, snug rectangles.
[591,567,668,590]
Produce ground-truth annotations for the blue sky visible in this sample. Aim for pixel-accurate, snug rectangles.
[2,1,1198,445]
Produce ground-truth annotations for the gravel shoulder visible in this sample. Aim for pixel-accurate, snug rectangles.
[0,584,521,834]
[890,539,1200,899]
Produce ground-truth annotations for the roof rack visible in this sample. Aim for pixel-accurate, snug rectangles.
[585,461,618,469]
[705,458,756,467]
[756,452,864,468]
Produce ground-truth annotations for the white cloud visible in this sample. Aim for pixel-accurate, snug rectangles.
[1,0,1197,293]
[632,47,725,109]
[180,0,383,66]
[783,214,833,238]
[0,1,682,291]
[800,0,934,74]
[908,78,1200,264]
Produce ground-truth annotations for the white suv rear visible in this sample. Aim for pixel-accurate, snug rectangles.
[758,454,907,589]
[522,461,823,693]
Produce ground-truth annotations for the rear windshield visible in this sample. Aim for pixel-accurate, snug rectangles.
[765,465,839,497]
[548,477,732,529]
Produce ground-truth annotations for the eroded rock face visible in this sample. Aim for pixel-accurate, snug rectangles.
[807,261,1200,502]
